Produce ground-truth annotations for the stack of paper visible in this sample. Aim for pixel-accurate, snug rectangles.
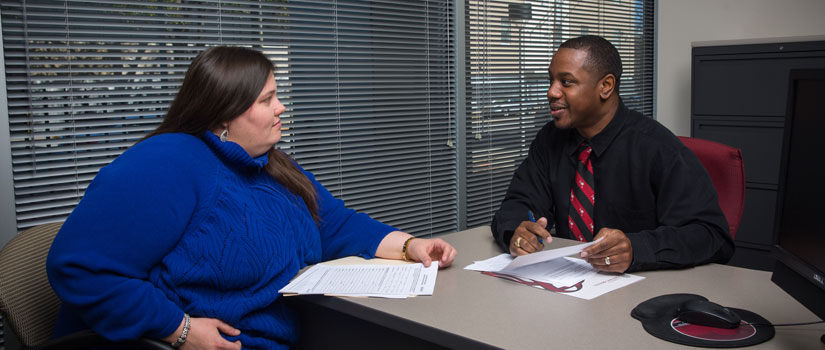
[280,262,438,298]
[465,240,644,300]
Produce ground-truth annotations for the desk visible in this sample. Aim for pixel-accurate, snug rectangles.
[288,226,825,349]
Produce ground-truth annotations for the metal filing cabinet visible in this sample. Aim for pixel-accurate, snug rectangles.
[691,39,825,270]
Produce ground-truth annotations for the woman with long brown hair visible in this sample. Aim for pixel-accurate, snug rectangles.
[46,46,457,349]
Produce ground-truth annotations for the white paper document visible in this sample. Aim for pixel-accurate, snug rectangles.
[279,262,438,298]
[502,238,602,271]
[465,241,643,300]
[464,239,599,273]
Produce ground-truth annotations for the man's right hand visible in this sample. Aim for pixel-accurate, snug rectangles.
[509,217,552,256]
[164,316,242,350]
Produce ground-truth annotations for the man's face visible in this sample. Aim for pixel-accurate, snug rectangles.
[547,48,604,131]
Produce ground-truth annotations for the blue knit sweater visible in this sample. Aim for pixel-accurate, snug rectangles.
[46,132,396,349]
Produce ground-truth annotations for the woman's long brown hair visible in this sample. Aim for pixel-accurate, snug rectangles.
[144,46,319,222]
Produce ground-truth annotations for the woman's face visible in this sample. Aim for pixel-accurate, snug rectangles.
[224,73,286,157]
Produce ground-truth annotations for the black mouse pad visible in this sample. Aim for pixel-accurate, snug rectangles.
[631,293,775,348]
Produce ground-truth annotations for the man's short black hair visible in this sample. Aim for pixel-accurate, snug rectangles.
[559,35,622,89]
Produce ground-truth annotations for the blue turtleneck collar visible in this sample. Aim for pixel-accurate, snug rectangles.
[202,131,269,169]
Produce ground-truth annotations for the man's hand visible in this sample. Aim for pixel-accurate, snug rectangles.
[163,316,242,350]
[509,217,552,256]
[580,227,632,273]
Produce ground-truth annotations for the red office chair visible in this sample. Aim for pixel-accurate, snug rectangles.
[678,136,745,239]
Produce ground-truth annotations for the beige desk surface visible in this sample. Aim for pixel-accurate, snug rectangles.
[297,226,825,349]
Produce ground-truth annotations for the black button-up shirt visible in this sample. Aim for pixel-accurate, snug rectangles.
[492,101,734,272]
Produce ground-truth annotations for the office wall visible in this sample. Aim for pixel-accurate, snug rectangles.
[656,0,825,136]
[0,20,16,247]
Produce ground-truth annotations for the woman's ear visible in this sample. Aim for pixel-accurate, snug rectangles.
[599,74,616,100]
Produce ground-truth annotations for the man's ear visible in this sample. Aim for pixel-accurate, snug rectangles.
[598,74,616,100]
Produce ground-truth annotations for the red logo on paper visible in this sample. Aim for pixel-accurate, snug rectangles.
[481,271,584,293]
[671,318,757,341]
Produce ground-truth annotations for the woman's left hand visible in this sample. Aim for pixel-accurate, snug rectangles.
[407,238,457,268]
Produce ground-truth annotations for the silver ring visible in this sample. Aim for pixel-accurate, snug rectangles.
[605,256,611,265]
[515,237,523,248]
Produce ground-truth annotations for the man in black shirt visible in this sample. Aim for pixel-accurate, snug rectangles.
[492,35,734,273]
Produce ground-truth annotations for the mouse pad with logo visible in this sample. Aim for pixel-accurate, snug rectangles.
[631,293,774,348]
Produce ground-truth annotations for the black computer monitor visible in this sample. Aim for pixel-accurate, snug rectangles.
[771,69,825,331]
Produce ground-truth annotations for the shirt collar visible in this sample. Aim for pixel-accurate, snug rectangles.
[566,99,630,159]
[202,131,269,169]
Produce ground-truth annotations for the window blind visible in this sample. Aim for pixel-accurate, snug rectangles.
[464,0,654,228]
[1,0,457,235]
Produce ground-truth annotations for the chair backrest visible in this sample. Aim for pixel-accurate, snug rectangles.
[678,136,745,239]
[0,222,64,347]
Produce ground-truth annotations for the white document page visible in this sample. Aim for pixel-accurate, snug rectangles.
[502,238,601,271]
[465,242,644,299]
[463,238,600,272]
[464,253,514,272]
[279,262,438,298]
[504,257,645,300]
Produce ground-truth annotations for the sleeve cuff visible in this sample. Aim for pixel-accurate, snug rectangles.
[501,230,514,252]
[357,218,399,259]
[625,231,655,272]
[145,308,185,341]
[492,216,521,252]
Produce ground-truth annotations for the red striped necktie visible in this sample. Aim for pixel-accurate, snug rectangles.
[568,142,595,242]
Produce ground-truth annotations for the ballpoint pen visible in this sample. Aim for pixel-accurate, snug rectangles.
[528,210,543,244]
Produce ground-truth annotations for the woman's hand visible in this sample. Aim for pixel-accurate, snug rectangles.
[406,238,457,268]
[163,316,242,350]
[376,231,457,268]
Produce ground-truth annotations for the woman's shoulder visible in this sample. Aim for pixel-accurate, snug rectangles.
[127,132,210,158]
[133,132,209,153]
[104,133,218,181]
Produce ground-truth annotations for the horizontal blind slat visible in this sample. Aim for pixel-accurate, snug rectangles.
[4,0,457,233]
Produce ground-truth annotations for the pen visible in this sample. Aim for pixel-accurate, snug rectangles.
[528,210,543,244]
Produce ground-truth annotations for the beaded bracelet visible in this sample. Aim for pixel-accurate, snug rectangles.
[171,313,190,348]
[401,237,416,262]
